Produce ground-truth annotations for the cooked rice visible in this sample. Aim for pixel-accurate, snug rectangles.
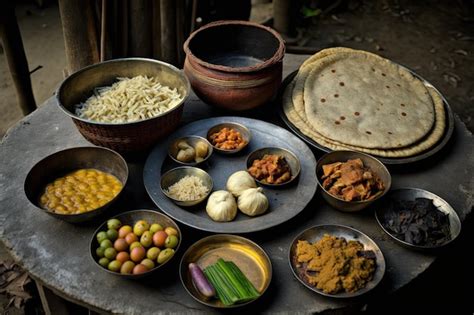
[75,75,182,123]
[165,175,209,201]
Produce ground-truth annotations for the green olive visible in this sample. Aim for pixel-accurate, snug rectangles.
[130,241,143,250]
[141,258,155,270]
[106,229,118,241]
[133,220,150,236]
[104,247,117,260]
[164,227,178,236]
[108,260,122,272]
[140,231,153,248]
[96,231,108,243]
[107,218,122,230]
[96,247,105,258]
[120,261,135,274]
[157,248,174,264]
[149,223,163,233]
[100,239,113,249]
[165,235,179,249]
[147,247,160,260]
[98,257,110,268]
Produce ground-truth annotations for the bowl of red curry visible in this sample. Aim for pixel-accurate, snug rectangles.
[316,151,391,212]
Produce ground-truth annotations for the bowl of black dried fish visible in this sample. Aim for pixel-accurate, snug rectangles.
[375,188,461,250]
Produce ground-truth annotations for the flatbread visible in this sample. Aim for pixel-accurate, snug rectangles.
[283,80,446,157]
[302,51,435,149]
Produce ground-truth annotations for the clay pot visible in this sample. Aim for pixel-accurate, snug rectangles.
[183,20,285,111]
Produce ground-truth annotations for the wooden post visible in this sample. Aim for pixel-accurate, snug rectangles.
[129,0,152,57]
[273,0,297,38]
[100,0,113,61]
[176,0,186,66]
[160,0,177,65]
[58,0,99,75]
[118,0,129,57]
[152,0,162,59]
[0,2,37,115]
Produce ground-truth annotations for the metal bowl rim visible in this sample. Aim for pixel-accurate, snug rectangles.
[374,187,462,249]
[206,122,252,154]
[246,146,301,187]
[23,146,129,219]
[315,150,392,205]
[167,136,214,166]
[89,209,182,278]
[178,233,273,308]
[56,57,191,126]
[160,166,214,203]
[288,224,386,298]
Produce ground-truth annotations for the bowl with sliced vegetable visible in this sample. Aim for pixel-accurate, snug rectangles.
[160,166,213,206]
[179,234,272,308]
[168,136,213,166]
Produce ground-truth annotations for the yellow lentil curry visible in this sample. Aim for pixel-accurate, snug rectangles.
[39,169,122,215]
[295,234,376,294]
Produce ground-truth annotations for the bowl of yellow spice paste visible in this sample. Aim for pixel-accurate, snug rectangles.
[24,147,128,223]
[288,224,386,298]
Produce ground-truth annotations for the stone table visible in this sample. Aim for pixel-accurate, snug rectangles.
[1,54,473,314]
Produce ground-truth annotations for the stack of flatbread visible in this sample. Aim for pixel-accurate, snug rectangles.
[283,47,446,158]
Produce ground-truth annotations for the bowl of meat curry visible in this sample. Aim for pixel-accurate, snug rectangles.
[316,150,391,212]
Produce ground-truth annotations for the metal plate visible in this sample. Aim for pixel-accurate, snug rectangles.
[278,68,455,165]
[179,234,272,308]
[143,116,317,233]
[374,188,462,250]
[288,225,386,298]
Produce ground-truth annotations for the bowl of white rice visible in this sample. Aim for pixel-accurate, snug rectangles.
[57,58,190,153]
[160,166,213,207]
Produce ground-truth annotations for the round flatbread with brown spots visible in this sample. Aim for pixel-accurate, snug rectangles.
[300,50,435,149]
[283,79,445,157]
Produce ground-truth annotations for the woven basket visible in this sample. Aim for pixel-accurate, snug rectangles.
[57,58,190,154]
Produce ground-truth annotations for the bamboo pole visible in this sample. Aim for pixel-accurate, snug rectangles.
[160,0,177,65]
[58,0,99,75]
[0,2,36,115]
[129,0,152,57]
[100,0,113,61]
[176,0,185,66]
[152,0,162,59]
[119,0,129,57]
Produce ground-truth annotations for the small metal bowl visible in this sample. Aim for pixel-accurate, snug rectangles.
[246,147,301,187]
[168,136,213,166]
[90,209,181,279]
[179,234,272,308]
[24,147,128,223]
[375,188,462,250]
[289,224,386,298]
[206,122,251,154]
[316,150,391,212]
[160,166,213,206]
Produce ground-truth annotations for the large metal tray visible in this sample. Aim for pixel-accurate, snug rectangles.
[278,68,454,165]
[143,116,317,233]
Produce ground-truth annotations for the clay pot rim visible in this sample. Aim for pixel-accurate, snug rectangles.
[183,20,285,73]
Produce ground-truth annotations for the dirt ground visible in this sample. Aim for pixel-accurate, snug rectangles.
[0,0,473,314]
[0,2,65,138]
